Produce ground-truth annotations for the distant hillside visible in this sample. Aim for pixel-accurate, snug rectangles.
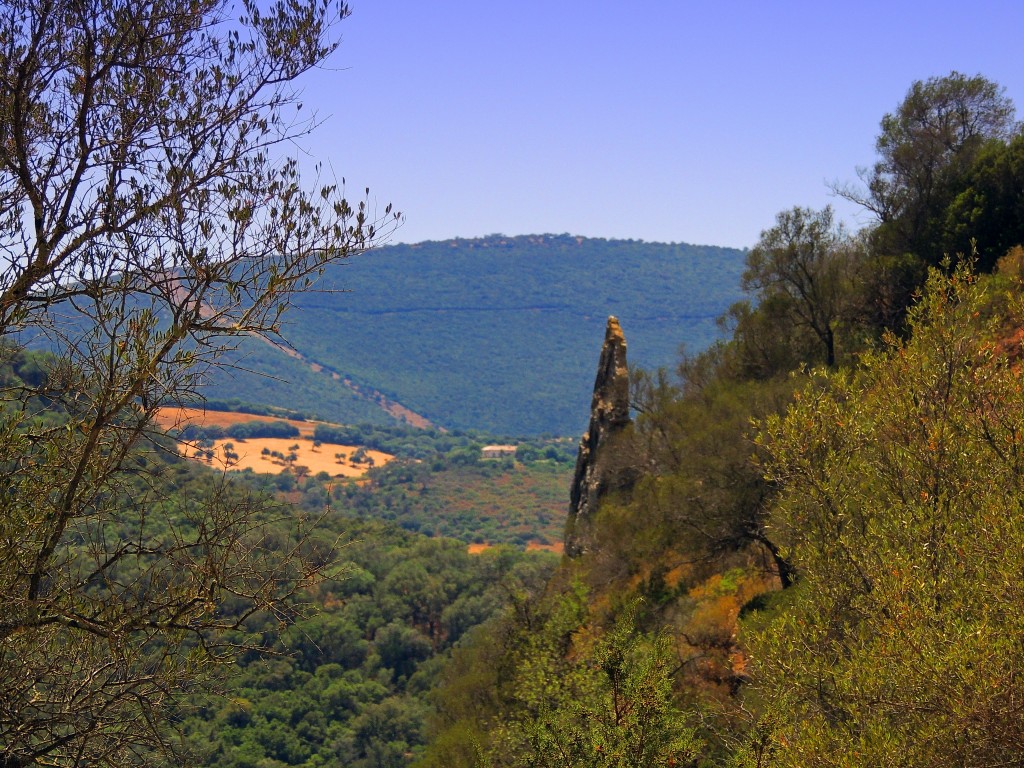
[201,234,747,435]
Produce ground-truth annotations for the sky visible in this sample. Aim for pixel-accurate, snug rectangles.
[291,1,1024,250]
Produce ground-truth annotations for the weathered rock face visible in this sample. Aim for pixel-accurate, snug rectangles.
[564,316,633,558]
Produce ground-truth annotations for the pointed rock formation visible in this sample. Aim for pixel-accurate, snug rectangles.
[564,316,634,558]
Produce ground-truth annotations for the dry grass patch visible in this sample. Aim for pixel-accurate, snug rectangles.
[186,437,392,478]
[159,408,393,478]
[154,406,318,436]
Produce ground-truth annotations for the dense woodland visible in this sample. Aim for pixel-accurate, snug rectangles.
[2,1,1024,765]
[1,344,576,764]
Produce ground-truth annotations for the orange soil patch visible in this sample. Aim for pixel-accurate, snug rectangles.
[154,407,319,437]
[159,407,393,478]
[184,437,392,478]
[526,541,564,554]
[467,541,564,555]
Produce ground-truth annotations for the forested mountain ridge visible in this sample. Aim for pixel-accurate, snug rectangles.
[202,234,747,436]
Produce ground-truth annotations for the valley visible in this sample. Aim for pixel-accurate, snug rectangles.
[6,14,1024,764]
[154,404,575,548]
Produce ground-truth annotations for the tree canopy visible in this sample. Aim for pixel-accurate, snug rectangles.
[748,263,1024,766]
[838,71,1020,270]
[738,206,854,368]
[0,0,397,764]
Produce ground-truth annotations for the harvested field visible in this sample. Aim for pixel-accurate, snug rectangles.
[157,408,392,477]
[184,437,391,477]
[153,407,318,436]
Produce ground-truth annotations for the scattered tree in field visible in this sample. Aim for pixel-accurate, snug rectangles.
[0,0,398,764]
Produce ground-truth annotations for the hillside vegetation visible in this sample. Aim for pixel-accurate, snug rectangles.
[0,345,570,765]
[6,24,1024,768]
[201,235,747,435]
[420,72,1024,768]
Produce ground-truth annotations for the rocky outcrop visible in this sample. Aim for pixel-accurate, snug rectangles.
[564,316,634,558]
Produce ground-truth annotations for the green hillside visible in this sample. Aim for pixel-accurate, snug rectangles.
[201,234,746,435]
[201,336,397,426]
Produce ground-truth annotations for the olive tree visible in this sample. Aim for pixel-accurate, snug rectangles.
[739,206,854,368]
[0,0,397,764]
[836,71,1017,262]
[484,591,701,768]
[746,263,1024,766]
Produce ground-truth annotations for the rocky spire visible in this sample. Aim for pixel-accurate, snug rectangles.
[564,316,633,558]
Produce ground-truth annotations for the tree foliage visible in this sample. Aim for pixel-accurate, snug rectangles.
[624,364,795,587]
[737,206,857,369]
[845,72,1016,258]
[423,582,701,768]
[746,263,1024,767]
[943,130,1024,270]
[836,71,1018,270]
[487,597,699,768]
[0,0,398,764]
[175,517,557,768]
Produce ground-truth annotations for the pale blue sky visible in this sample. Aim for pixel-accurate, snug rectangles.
[293,1,1024,249]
